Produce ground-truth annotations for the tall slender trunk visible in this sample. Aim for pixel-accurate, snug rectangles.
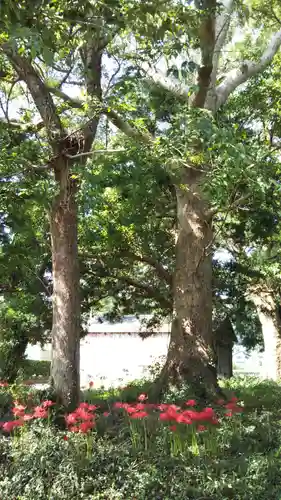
[250,289,281,380]
[50,170,80,408]
[153,173,220,399]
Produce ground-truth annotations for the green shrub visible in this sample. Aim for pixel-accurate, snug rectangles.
[18,359,51,381]
[1,376,281,499]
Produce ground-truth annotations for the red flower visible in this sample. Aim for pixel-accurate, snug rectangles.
[202,407,215,419]
[176,414,192,424]
[42,400,55,409]
[138,393,148,402]
[114,402,127,409]
[225,411,233,417]
[103,411,110,417]
[135,403,146,411]
[3,419,24,432]
[65,412,78,425]
[89,381,94,388]
[23,414,34,422]
[79,421,95,433]
[12,404,26,417]
[197,425,207,432]
[33,406,48,419]
[159,412,174,421]
[0,381,8,387]
[170,425,177,431]
[75,408,94,421]
[87,404,98,412]
[185,399,196,407]
[69,425,79,432]
[63,435,68,441]
[130,411,148,419]
[230,396,238,403]
[126,406,137,415]
[217,399,225,405]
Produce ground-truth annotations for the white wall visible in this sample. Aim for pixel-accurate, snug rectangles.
[26,333,263,388]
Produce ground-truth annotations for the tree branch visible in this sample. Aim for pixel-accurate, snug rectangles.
[46,87,153,145]
[117,275,172,310]
[1,43,64,151]
[141,62,190,103]
[65,148,125,159]
[205,0,234,110]
[124,252,172,287]
[47,86,84,109]
[215,28,281,110]
[105,107,153,144]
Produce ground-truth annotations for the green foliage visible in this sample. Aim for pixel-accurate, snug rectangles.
[1,377,281,499]
[18,359,50,381]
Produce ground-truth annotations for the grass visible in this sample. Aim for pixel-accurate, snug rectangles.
[0,376,281,499]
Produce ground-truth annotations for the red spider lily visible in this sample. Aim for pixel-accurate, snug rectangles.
[135,403,146,411]
[77,402,98,412]
[103,411,110,417]
[130,411,148,419]
[33,406,48,419]
[159,412,175,421]
[125,406,138,415]
[88,404,98,412]
[230,396,238,403]
[225,411,233,417]
[169,425,177,431]
[79,421,95,433]
[89,381,94,388]
[12,404,26,417]
[201,407,215,419]
[63,435,68,441]
[113,402,128,409]
[75,408,95,421]
[175,414,192,424]
[3,419,24,432]
[185,399,196,407]
[65,412,78,425]
[197,425,207,432]
[138,393,148,402]
[42,400,55,409]
[225,402,243,413]
[23,414,34,422]
[69,425,79,432]
[78,402,90,410]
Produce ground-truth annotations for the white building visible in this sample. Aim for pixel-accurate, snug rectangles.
[26,315,263,388]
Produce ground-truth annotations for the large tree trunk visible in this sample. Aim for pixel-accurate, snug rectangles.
[50,171,80,408]
[250,289,281,380]
[153,173,220,400]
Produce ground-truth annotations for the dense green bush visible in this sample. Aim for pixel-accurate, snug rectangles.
[1,377,281,499]
[18,359,50,381]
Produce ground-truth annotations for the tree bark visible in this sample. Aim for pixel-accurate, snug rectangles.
[152,172,221,399]
[250,289,281,380]
[50,168,80,408]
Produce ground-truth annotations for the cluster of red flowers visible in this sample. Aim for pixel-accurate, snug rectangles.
[0,381,8,388]
[0,385,243,438]
[65,402,98,434]
[0,400,54,432]
[112,394,243,432]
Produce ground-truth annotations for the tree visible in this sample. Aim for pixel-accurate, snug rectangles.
[97,0,281,396]
[2,0,281,402]
[0,0,123,406]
